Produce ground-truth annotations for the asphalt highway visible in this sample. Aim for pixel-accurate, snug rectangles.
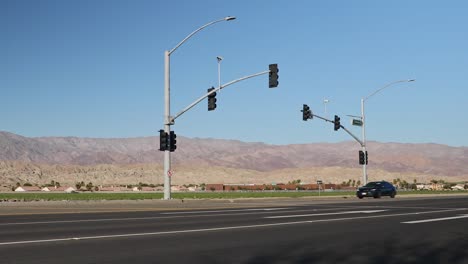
[1,196,467,264]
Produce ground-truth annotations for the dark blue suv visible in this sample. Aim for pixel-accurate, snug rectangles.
[356,181,397,199]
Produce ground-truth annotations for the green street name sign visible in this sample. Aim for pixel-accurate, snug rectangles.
[352,119,363,127]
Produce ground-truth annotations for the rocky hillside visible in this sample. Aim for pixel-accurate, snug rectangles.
[1,131,467,186]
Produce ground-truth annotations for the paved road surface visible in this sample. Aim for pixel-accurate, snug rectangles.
[1,196,467,263]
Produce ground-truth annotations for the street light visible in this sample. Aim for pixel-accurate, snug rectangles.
[217,56,223,90]
[323,99,330,118]
[163,17,236,200]
[361,79,415,185]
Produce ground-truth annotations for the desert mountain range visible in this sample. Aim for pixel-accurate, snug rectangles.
[1,131,467,187]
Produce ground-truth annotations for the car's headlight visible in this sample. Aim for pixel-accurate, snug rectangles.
[371,189,376,191]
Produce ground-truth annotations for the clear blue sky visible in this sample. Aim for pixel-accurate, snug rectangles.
[2,0,467,146]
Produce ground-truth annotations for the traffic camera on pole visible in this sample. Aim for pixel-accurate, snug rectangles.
[169,131,177,152]
[302,104,312,121]
[269,64,279,88]
[159,129,169,151]
[334,115,341,131]
[207,87,217,111]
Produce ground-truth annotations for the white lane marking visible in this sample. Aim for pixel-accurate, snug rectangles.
[402,214,468,224]
[0,208,465,246]
[0,216,175,226]
[328,205,466,210]
[0,221,308,246]
[0,207,362,226]
[0,208,290,226]
[161,208,288,214]
[265,210,388,219]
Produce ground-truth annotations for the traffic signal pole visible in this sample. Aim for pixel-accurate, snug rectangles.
[307,111,367,183]
[163,50,172,200]
[162,16,236,200]
[162,55,276,202]
[361,98,368,185]
[359,79,415,186]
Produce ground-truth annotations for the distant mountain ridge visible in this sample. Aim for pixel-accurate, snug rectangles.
[1,131,467,186]
[1,131,467,175]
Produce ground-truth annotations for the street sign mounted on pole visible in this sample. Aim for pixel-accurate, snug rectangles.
[352,119,363,127]
[317,180,322,196]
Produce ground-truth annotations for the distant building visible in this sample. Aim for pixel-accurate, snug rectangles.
[451,184,466,190]
[132,186,156,192]
[205,183,338,191]
[48,186,77,193]
[14,186,41,192]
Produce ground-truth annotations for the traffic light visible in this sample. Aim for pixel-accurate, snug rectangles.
[169,131,177,152]
[159,129,169,151]
[269,64,279,88]
[302,104,312,121]
[359,150,365,165]
[334,115,341,131]
[359,150,369,165]
[207,87,217,111]
[365,151,368,165]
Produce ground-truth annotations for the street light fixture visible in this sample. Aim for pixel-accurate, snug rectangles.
[323,99,330,118]
[217,56,223,90]
[163,17,236,200]
[360,79,415,185]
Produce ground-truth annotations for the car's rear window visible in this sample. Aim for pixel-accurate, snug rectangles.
[364,182,382,188]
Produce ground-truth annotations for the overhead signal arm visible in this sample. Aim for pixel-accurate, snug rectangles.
[302,106,364,147]
[170,68,274,123]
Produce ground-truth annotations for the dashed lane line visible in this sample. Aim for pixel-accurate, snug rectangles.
[0,208,466,246]
[402,214,468,224]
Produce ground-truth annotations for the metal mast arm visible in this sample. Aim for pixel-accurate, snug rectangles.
[311,114,364,147]
[171,70,269,122]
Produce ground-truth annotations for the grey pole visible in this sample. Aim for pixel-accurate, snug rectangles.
[163,50,171,200]
[360,79,415,186]
[361,98,367,185]
[162,17,236,200]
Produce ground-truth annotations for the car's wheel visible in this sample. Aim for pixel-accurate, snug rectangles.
[373,192,381,199]
[357,195,363,199]
[390,191,396,198]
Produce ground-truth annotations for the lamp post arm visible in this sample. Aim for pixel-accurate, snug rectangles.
[364,79,414,102]
[169,18,228,55]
